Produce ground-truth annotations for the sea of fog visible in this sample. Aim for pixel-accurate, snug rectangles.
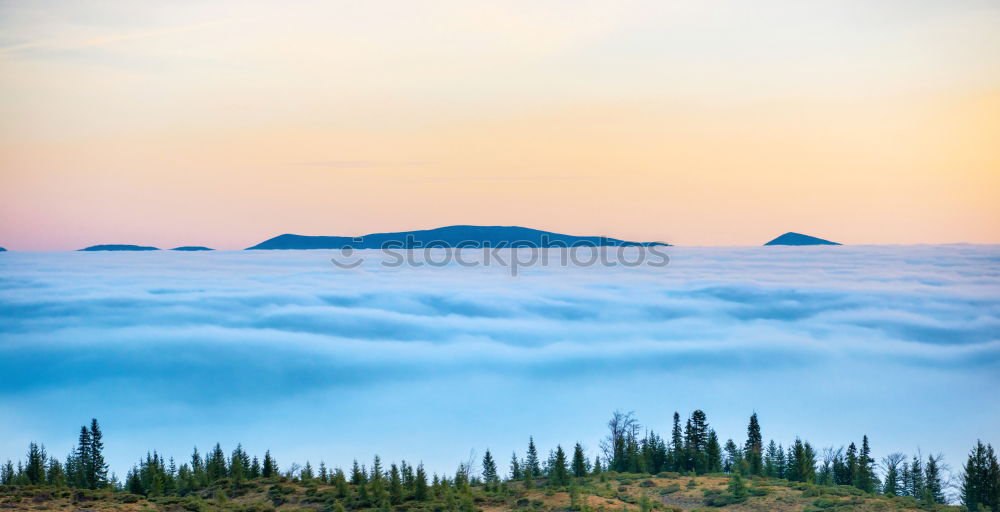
[1,245,998,483]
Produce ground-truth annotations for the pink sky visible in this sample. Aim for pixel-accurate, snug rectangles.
[2,1,999,250]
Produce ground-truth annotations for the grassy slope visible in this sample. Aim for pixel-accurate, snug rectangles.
[0,473,960,512]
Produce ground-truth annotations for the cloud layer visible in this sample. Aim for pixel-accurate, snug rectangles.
[0,245,998,478]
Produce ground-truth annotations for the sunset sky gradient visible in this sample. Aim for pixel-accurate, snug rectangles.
[2,0,999,250]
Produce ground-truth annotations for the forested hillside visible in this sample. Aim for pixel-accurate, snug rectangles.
[2,412,997,511]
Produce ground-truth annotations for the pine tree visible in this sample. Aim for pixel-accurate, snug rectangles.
[723,439,741,474]
[705,431,723,473]
[923,454,944,504]
[744,413,763,475]
[592,455,602,475]
[369,456,387,506]
[89,419,108,488]
[75,426,92,488]
[250,456,261,479]
[526,438,541,478]
[728,472,748,503]
[572,443,587,477]
[509,452,521,480]
[415,463,429,501]
[670,412,684,471]
[25,443,47,484]
[550,445,569,487]
[230,445,246,486]
[909,454,924,498]
[262,451,276,478]
[47,457,66,486]
[961,441,999,512]
[389,464,403,504]
[481,450,498,488]
[764,440,780,477]
[881,453,905,496]
[1,460,14,485]
[854,436,876,493]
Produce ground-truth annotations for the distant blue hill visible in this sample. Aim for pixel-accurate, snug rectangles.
[247,225,670,250]
[79,244,160,251]
[0,247,6,252]
[764,232,840,246]
[171,246,214,251]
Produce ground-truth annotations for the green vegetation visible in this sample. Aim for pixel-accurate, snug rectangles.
[1,413,997,511]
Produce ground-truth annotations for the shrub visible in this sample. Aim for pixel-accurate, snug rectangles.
[639,480,656,488]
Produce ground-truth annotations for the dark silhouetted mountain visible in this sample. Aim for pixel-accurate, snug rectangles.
[764,232,840,246]
[79,244,160,251]
[0,247,6,252]
[247,225,670,250]
[171,246,214,251]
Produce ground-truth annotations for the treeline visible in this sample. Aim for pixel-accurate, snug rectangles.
[2,412,998,511]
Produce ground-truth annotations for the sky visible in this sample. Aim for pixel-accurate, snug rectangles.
[1,0,1000,250]
[1,245,998,487]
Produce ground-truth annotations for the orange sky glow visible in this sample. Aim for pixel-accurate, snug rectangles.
[1,0,999,249]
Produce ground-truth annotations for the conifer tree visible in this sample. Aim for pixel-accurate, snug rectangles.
[25,443,47,484]
[75,426,92,488]
[961,441,999,512]
[855,436,877,493]
[592,455,602,475]
[334,468,349,498]
[572,443,587,477]
[1,460,13,485]
[509,452,521,480]
[481,450,498,488]
[415,463,429,501]
[908,454,924,498]
[705,431,723,473]
[525,438,541,478]
[89,419,107,488]
[389,463,403,504]
[46,457,66,486]
[744,413,763,475]
[369,456,387,505]
[881,453,905,496]
[262,451,276,478]
[250,456,261,479]
[723,439,741,474]
[551,445,570,487]
[923,454,945,504]
[764,440,780,477]
[670,412,683,471]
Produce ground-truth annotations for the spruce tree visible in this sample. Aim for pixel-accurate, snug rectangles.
[670,412,683,471]
[509,452,521,480]
[908,454,924,498]
[526,438,541,478]
[551,445,569,487]
[705,431,722,473]
[744,413,763,476]
[262,451,276,478]
[923,454,944,504]
[415,463,428,501]
[855,436,876,493]
[47,457,66,486]
[881,453,904,496]
[25,443,47,484]
[389,464,403,504]
[75,426,92,488]
[572,443,587,477]
[481,450,498,488]
[723,439,741,474]
[89,419,107,488]
[764,440,780,477]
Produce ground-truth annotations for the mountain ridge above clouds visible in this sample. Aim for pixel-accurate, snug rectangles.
[246,225,672,250]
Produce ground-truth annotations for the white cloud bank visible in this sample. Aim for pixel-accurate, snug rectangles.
[0,245,997,480]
